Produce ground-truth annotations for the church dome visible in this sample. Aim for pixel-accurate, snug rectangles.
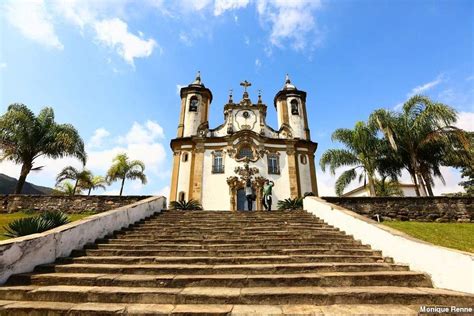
[283,74,296,90]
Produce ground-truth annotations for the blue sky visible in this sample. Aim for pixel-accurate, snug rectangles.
[0,0,473,196]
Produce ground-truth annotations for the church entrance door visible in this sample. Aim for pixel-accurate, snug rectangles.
[236,188,246,211]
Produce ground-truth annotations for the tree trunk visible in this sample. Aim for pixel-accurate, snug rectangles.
[367,176,377,197]
[119,178,125,196]
[421,172,434,196]
[88,188,92,196]
[15,163,31,194]
[410,171,421,196]
[73,179,79,196]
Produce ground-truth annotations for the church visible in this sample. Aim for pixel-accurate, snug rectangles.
[169,72,319,211]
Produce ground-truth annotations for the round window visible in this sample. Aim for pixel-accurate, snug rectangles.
[243,111,249,118]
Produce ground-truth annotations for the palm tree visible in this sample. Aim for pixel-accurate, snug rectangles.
[375,176,403,196]
[56,166,91,195]
[370,95,466,196]
[82,175,107,195]
[0,104,86,194]
[169,199,203,210]
[320,121,383,196]
[106,153,147,196]
[55,181,81,196]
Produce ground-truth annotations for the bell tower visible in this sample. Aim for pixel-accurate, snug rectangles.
[177,71,213,138]
[274,74,310,140]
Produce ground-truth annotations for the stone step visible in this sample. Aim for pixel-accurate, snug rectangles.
[34,262,410,275]
[75,247,377,257]
[90,244,380,255]
[8,271,433,288]
[106,236,365,245]
[100,238,370,250]
[0,285,471,305]
[61,254,385,265]
[0,301,426,315]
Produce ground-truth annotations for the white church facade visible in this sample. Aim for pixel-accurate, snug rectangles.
[169,73,319,211]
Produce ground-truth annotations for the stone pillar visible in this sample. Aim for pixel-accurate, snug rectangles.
[177,98,186,137]
[308,152,319,196]
[169,151,181,202]
[287,146,300,199]
[190,143,205,203]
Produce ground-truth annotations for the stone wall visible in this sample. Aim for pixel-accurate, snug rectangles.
[322,196,473,222]
[0,195,152,214]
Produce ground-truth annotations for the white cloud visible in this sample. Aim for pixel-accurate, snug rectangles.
[256,0,323,50]
[408,74,444,97]
[88,128,110,148]
[0,63,6,70]
[393,74,445,110]
[179,32,193,46]
[255,58,261,68]
[5,0,64,50]
[455,112,474,132]
[94,18,158,66]
[214,0,250,16]
[244,36,250,45]
[118,120,164,145]
[154,185,170,199]
[466,75,474,81]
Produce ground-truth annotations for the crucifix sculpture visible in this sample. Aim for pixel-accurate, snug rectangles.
[240,80,251,100]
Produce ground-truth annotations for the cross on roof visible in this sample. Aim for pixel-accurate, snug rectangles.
[240,80,252,92]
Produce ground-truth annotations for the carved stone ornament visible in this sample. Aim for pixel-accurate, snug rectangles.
[234,162,260,182]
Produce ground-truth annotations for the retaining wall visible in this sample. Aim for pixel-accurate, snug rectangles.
[304,196,474,294]
[322,196,473,222]
[1,195,151,214]
[0,196,166,284]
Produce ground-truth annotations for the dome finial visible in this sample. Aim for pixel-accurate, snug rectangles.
[192,71,202,85]
[283,73,296,90]
[258,89,262,104]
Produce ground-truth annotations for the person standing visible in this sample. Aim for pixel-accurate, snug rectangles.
[245,180,253,211]
[262,180,274,211]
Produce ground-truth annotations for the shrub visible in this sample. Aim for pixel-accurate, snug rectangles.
[170,199,203,210]
[277,198,303,210]
[3,211,70,238]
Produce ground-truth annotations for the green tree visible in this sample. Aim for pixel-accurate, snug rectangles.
[82,175,107,196]
[375,176,403,196]
[320,121,383,196]
[370,95,466,196]
[0,104,86,194]
[106,153,147,196]
[56,166,91,195]
[442,132,474,195]
[55,181,81,196]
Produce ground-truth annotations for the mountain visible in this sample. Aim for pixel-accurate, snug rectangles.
[0,173,54,195]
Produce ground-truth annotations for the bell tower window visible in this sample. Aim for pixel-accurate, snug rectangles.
[291,99,299,115]
[189,96,198,112]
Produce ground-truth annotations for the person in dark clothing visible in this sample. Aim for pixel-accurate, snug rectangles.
[245,180,253,211]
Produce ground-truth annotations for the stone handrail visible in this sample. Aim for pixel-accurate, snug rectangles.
[0,196,166,284]
[303,196,474,294]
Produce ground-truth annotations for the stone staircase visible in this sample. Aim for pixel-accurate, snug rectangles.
[0,210,472,315]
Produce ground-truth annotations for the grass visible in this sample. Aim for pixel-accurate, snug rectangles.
[383,221,474,253]
[0,211,95,241]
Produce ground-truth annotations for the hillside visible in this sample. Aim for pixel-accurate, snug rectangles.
[0,173,53,195]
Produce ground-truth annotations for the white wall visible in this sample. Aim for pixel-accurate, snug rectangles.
[287,97,306,139]
[183,94,203,137]
[176,151,192,201]
[201,148,291,210]
[0,196,166,284]
[303,197,474,294]
[298,153,312,195]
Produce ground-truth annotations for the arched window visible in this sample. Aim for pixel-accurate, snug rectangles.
[212,151,224,173]
[182,152,189,162]
[291,99,299,115]
[237,145,254,159]
[189,96,198,112]
[178,192,186,201]
[300,154,307,164]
